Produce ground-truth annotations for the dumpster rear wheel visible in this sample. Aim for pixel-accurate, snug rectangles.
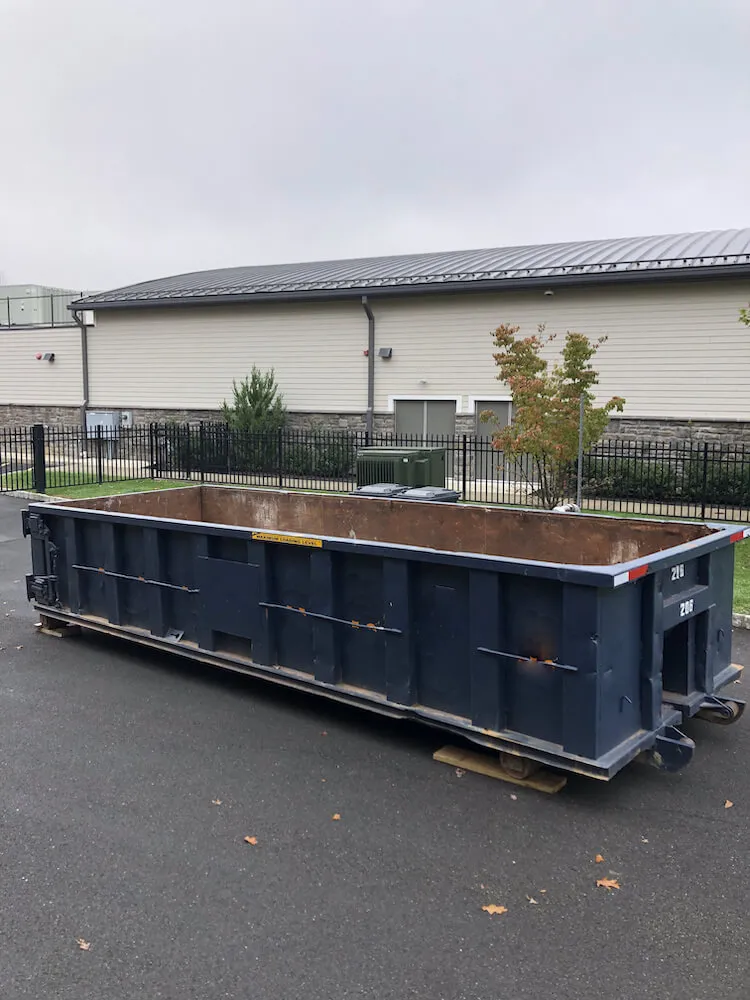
[498,752,541,781]
[695,698,745,726]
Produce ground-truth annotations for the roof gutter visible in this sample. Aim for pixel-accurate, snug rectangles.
[361,296,375,436]
[68,263,750,313]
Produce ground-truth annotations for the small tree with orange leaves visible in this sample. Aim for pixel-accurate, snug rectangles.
[486,324,625,508]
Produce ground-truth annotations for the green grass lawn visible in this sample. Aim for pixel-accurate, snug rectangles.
[733,540,750,614]
[50,478,183,500]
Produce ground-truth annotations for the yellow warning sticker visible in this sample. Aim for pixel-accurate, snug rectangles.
[251,531,323,548]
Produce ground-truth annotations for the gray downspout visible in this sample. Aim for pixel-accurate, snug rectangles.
[362,296,375,436]
[72,307,89,435]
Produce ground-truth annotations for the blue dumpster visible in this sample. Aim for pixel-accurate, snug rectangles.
[23,485,745,780]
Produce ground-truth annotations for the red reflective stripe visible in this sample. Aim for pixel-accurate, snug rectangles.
[730,530,745,543]
[628,564,649,581]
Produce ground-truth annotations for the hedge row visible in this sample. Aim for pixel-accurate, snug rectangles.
[581,455,750,506]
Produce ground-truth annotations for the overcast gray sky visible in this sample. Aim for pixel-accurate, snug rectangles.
[1,0,749,290]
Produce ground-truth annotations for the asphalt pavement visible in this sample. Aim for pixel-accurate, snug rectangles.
[1,493,749,1000]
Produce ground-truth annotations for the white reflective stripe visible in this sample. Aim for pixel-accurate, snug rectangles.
[613,571,629,587]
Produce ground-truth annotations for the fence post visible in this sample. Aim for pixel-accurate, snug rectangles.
[701,441,709,521]
[199,421,206,484]
[576,393,585,508]
[148,423,156,479]
[277,428,284,488]
[96,425,104,483]
[31,424,46,494]
[461,435,467,497]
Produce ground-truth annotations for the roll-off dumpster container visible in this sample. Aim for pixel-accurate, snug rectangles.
[23,486,745,780]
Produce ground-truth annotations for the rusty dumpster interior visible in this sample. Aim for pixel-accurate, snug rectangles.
[55,485,716,566]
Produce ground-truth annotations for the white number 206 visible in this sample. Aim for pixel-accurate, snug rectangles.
[671,564,685,582]
[680,599,694,617]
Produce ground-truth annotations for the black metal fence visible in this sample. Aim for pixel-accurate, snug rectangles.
[3,421,750,521]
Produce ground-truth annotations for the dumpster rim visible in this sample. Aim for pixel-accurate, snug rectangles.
[24,500,743,588]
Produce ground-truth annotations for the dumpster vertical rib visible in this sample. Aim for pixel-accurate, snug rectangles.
[468,570,505,731]
[250,539,276,667]
[143,527,167,637]
[310,549,339,685]
[101,522,123,625]
[640,574,664,731]
[63,517,82,614]
[559,584,600,759]
[193,534,215,651]
[382,558,414,705]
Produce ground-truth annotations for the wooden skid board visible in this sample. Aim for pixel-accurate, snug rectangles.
[433,746,567,794]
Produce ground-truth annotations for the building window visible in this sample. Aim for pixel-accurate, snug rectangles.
[475,400,512,439]
[394,399,457,437]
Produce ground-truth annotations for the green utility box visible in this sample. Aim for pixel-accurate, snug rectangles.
[355,447,446,488]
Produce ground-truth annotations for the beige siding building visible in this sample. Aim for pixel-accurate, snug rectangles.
[3,229,750,438]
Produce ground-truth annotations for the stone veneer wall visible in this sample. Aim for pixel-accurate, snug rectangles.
[0,404,82,426]
[3,403,750,444]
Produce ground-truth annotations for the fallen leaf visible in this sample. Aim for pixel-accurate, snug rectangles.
[481,904,508,915]
[725,799,734,809]
[243,836,258,845]
[75,938,91,951]
[510,793,518,801]
[526,896,538,904]
[331,813,341,821]
[596,878,620,890]
[595,854,605,863]
[211,799,222,806]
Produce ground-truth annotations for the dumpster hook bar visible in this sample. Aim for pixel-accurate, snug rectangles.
[260,602,403,634]
[72,564,199,593]
[477,647,578,673]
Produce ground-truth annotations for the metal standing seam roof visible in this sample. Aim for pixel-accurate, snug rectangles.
[72,228,750,310]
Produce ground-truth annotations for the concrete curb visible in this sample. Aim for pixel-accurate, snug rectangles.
[4,490,64,501]
[733,613,750,630]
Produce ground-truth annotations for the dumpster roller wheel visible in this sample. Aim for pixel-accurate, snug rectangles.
[498,752,541,781]
[695,697,745,726]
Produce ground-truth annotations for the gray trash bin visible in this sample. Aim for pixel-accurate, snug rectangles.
[354,483,409,498]
[399,487,461,502]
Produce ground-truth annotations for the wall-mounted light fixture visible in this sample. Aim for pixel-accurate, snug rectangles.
[378,347,393,359]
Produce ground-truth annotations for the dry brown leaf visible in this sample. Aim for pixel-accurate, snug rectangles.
[212,799,222,806]
[455,767,466,777]
[596,878,620,891]
[331,813,341,821]
[75,938,91,951]
[725,799,734,809]
[481,904,508,915]
[595,854,605,863]
[526,896,538,904]
[243,836,258,845]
